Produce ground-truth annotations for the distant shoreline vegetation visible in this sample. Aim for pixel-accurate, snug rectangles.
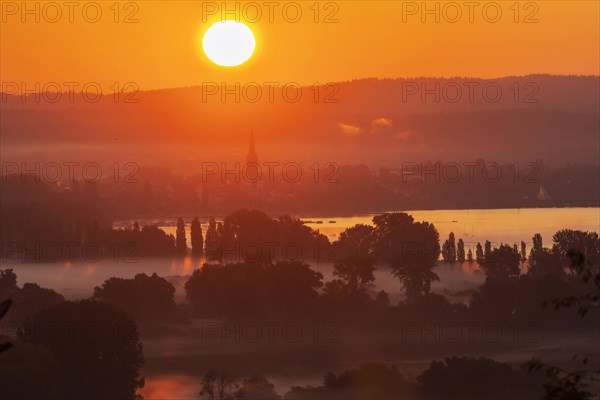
[113,205,600,225]
[2,208,599,264]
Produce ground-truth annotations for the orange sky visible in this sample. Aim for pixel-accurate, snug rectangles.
[1,1,599,91]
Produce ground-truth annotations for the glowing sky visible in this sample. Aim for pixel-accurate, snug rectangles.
[1,1,599,91]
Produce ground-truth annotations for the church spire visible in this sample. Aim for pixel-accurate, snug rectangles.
[246,132,258,164]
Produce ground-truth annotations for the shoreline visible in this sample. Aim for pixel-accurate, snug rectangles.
[112,205,600,226]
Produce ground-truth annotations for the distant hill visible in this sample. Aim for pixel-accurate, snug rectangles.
[1,75,598,168]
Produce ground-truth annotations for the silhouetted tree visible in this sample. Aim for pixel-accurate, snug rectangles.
[530,233,543,261]
[213,210,328,265]
[238,375,280,400]
[198,372,280,400]
[476,242,484,265]
[543,231,600,316]
[0,299,12,353]
[373,213,440,302]
[527,245,600,399]
[467,248,474,264]
[136,225,176,257]
[527,248,562,278]
[191,217,204,258]
[552,229,599,268]
[527,233,566,278]
[0,269,64,325]
[442,232,457,263]
[419,357,543,399]
[287,359,542,399]
[0,268,18,296]
[285,363,416,399]
[176,217,187,257]
[93,273,178,324]
[278,214,329,262]
[223,209,278,264]
[322,279,352,305]
[14,283,65,323]
[457,238,465,264]
[199,369,237,400]
[19,300,144,399]
[332,224,376,295]
[0,338,59,398]
[205,217,221,261]
[480,244,521,281]
[185,261,323,317]
[484,240,492,263]
[223,220,240,260]
[471,244,523,318]
[216,221,225,259]
[520,241,527,264]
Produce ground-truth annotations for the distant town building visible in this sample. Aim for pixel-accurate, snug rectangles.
[536,185,553,201]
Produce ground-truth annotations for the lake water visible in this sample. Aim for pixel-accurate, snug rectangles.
[293,207,600,249]
[115,207,600,253]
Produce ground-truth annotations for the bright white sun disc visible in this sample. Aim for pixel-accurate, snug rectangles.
[202,21,256,67]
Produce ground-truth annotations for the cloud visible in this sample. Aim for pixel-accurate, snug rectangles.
[337,123,364,136]
[369,117,394,135]
[371,117,393,127]
[338,118,395,138]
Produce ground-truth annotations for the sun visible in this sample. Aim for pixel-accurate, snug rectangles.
[202,20,256,67]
